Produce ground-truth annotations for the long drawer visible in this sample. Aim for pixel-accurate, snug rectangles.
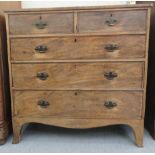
[12,62,143,89]
[9,12,74,35]
[13,90,143,119]
[10,35,146,61]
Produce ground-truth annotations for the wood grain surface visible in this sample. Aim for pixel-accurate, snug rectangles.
[9,13,74,35]
[10,35,146,60]
[77,10,147,33]
[12,62,143,89]
[13,90,143,119]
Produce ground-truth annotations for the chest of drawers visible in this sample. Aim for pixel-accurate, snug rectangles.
[5,4,151,146]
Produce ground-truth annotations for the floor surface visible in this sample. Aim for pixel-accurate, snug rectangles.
[0,124,155,153]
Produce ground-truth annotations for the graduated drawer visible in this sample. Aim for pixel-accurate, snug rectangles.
[10,35,146,61]
[12,62,143,89]
[8,13,74,35]
[77,10,147,34]
[13,90,143,119]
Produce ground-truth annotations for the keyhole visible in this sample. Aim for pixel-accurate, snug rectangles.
[22,51,26,54]
[74,64,77,70]
[110,14,113,17]
[74,38,77,42]
[39,16,42,20]
[74,92,78,96]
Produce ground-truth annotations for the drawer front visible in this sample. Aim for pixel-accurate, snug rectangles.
[13,91,143,119]
[9,13,74,35]
[10,35,145,61]
[12,62,143,89]
[77,10,146,33]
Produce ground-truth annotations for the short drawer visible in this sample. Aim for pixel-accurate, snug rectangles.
[10,35,145,61]
[9,13,74,35]
[13,90,143,119]
[77,10,147,34]
[12,62,143,89]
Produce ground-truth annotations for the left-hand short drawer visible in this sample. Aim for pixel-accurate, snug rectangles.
[8,13,74,35]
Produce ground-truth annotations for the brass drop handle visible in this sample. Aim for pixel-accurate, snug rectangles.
[35,45,48,53]
[104,44,119,52]
[105,18,117,26]
[37,72,49,80]
[104,71,118,80]
[104,101,117,109]
[35,16,47,29]
[38,99,50,108]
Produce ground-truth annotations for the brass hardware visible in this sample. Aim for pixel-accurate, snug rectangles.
[104,44,119,52]
[38,99,49,108]
[35,45,48,53]
[105,18,117,26]
[35,16,47,29]
[37,72,49,80]
[104,71,118,80]
[104,101,117,109]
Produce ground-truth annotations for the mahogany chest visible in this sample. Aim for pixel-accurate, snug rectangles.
[4,4,151,146]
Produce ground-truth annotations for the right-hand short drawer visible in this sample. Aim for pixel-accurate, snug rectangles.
[77,10,147,34]
[10,35,145,61]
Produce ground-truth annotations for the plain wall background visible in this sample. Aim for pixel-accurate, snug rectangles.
[21,1,135,8]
